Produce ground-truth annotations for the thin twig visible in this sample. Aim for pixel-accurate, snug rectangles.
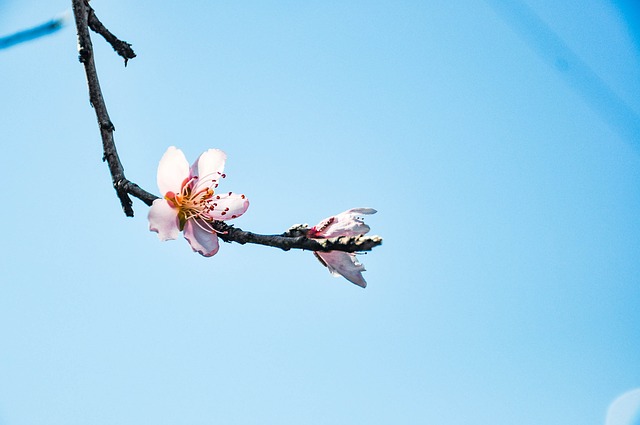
[120,180,157,206]
[72,0,135,216]
[87,4,136,65]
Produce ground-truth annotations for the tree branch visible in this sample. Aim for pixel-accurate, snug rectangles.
[214,222,382,252]
[71,1,382,254]
[72,0,135,216]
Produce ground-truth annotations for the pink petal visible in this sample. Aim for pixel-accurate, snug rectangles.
[208,192,249,220]
[148,199,180,241]
[310,208,377,238]
[190,149,227,189]
[157,146,190,195]
[315,251,367,288]
[183,219,220,257]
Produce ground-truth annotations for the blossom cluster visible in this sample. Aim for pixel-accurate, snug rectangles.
[149,147,376,287]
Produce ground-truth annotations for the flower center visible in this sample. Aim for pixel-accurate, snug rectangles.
[165,175,217,231]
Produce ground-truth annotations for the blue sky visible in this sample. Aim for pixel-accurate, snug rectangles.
[1,1,639,424]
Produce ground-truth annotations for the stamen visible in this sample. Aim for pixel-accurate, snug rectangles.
[191,217,225,235]
[192,218,216,234]
[181,175,199,195]
[194,171,222,191]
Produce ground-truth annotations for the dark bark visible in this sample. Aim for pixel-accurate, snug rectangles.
[87,4,136,65]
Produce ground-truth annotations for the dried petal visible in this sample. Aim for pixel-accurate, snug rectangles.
[309,207,376,287]
[315,251,367,288]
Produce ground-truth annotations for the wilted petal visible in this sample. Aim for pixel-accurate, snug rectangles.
[148,199,180,241]
[315,251,367,288]
[310,208,377,238]
[183,219,220,257]
[190,149,226,189]
[157,146,190,195]
[208,192,249,220]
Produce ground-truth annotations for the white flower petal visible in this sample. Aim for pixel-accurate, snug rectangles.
[157,146,190,195]
[148,199,180,241]
[190,149,227,189]
[315,251,367,288]
[183,219,220,257]
[208,192,249,220]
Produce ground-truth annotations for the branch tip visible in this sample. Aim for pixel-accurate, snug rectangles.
[86,4,136,65]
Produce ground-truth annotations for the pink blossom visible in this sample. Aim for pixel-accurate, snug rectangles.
[308,208,377,288]
[148,146,249,257]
